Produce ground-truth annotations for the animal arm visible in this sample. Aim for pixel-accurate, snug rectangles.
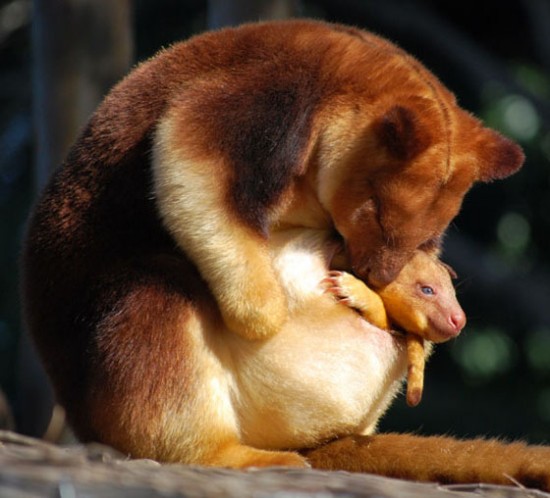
[152,117,288,341]
[304,433,550,490]
[323,271,389,329]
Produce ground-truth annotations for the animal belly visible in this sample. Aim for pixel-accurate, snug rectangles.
[230,307,407,449]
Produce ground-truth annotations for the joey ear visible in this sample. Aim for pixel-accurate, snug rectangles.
[476,129,525,182]
[440,262,458,280]
[374,105,432,161]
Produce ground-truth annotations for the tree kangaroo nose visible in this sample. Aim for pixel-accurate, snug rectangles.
[449,310,466,333]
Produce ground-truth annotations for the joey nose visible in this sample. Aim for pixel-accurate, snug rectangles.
[449,310,466,334]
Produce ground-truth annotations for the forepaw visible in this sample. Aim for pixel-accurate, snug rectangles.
[322,271,389,329]
[321,271,364,310]
[221,285,288,341]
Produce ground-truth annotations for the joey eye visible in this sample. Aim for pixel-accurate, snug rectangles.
[420,286,434,296]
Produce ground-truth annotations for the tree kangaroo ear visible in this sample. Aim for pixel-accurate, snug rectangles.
[373,104,432,162]
[440,261,458,279]
[476,128,525,182]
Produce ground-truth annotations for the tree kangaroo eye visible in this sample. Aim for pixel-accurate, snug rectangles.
[420,285,434,296]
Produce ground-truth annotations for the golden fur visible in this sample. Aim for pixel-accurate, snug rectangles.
[327,251,466,342]
[21,19,549,490]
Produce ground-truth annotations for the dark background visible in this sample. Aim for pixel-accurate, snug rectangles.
[1,0,549,443]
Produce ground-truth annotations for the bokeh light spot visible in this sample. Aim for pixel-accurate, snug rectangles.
[501,95,540,141]
[451,327,518,382]
[497,211,531,254]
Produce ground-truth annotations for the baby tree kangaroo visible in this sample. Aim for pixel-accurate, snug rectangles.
[325,250,465,406]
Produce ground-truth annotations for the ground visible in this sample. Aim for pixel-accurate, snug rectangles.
[1,430,548,498]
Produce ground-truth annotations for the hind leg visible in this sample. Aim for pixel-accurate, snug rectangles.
[81,257,305,468]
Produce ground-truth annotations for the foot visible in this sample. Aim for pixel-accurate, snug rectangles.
[209,443,310,468]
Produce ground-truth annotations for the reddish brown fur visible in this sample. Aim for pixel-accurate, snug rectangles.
[87,264,196,458]
[21,19,541,489]
[304,433,550,490]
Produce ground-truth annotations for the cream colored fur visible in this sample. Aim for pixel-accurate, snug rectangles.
[168,229,407,464]
[153,114,288,341]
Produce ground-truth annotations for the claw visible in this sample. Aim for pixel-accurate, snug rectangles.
[321,275,343,292]
[325,286,342,296]
[320,277,336,286]
[321,272,354,307]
